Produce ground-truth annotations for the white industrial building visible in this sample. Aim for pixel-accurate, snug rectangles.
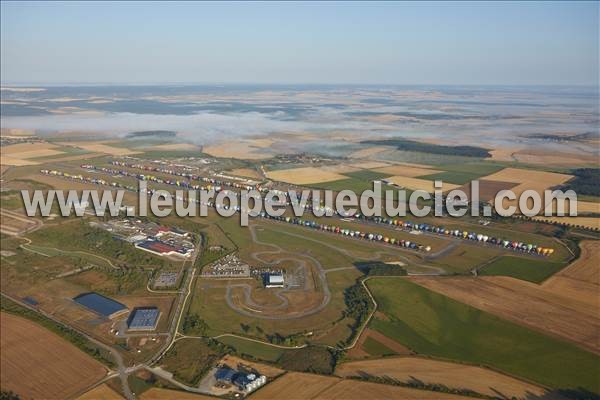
[265,274,284,288]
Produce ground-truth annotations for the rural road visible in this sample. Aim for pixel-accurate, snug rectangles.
[0,208,43,236]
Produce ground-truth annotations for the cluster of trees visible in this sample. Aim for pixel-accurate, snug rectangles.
[277,346,336,374]
[182,313,209,336]
[266,332,305,347]
[561,168,600,196]
[1,298,115,368]
[343,281,374,346]
[361,139,491,158]
[354,261,408,276]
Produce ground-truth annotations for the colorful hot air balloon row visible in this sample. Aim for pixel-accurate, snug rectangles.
[352,215,554,256]
[257,213,432,252]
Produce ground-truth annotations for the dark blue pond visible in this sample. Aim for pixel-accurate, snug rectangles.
[73,292,127,317]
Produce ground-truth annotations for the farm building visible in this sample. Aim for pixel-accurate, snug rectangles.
[215,367,266,393]
[73,292,128,319]
[127,307,160,331]
[265,274,284,288]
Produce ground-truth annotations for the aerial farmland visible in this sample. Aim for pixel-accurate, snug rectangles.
[1,5,599,396]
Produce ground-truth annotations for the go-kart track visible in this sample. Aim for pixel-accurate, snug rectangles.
[222,223,447,320]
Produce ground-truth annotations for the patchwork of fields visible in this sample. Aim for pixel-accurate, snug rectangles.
[365,278,600,393]
[1,133,598,399]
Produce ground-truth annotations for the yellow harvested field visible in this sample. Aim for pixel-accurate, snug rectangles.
[267,167,348,184]
[384,175,459,193]
[2,142,60,154]
[149,143,201,151]
[246,138,275,148]
[76,384,124,400]
[203,141,272,160]
[533,216,600,230]
[60,141,139,156]
[322,164,362,174]
[543,241,599,307]
[373,165,441,177]
[550,241,599,285]
[489,148,519,162]
[483,168,573,212]
[410,275,600,354]
[484,167,572,188]
[0,155,38,166]
[1,312,107,400]
[9,149,64,159]
[578,201,600,214]
[354,161,391,169]
[335,357,547,398]
[348,146,391,159]
[139,388,215,400]
[514,149,599,167]
[251,372,470,400]
[226,168,263,180]
[1,142,66,165]
[250,372,339,399]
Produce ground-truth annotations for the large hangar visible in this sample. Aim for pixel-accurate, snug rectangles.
[127,307,160,331]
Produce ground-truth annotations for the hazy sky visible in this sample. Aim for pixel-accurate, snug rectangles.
[1,1,598,85]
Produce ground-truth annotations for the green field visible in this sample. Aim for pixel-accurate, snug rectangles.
[362,336,397,357]
[478,255,567,283]
[429,244,504,274]
[216,336,285,362]
[309,177,378,194]
[420,162,506,184]
[343,169,393,182]
[367,278,600,393]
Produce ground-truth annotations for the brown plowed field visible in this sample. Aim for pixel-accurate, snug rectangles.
[335,357,548,399]
[250,372,471,400]
[457,180,518,202]
[0,312,107,399]
[410,274,600,354]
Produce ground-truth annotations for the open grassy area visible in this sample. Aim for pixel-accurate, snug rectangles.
[366,278,600,393]
[216,336,285,362]
[160,338,229,386]
[478,255,567,283]
[27,219,178,269]
[429,244,505,274]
